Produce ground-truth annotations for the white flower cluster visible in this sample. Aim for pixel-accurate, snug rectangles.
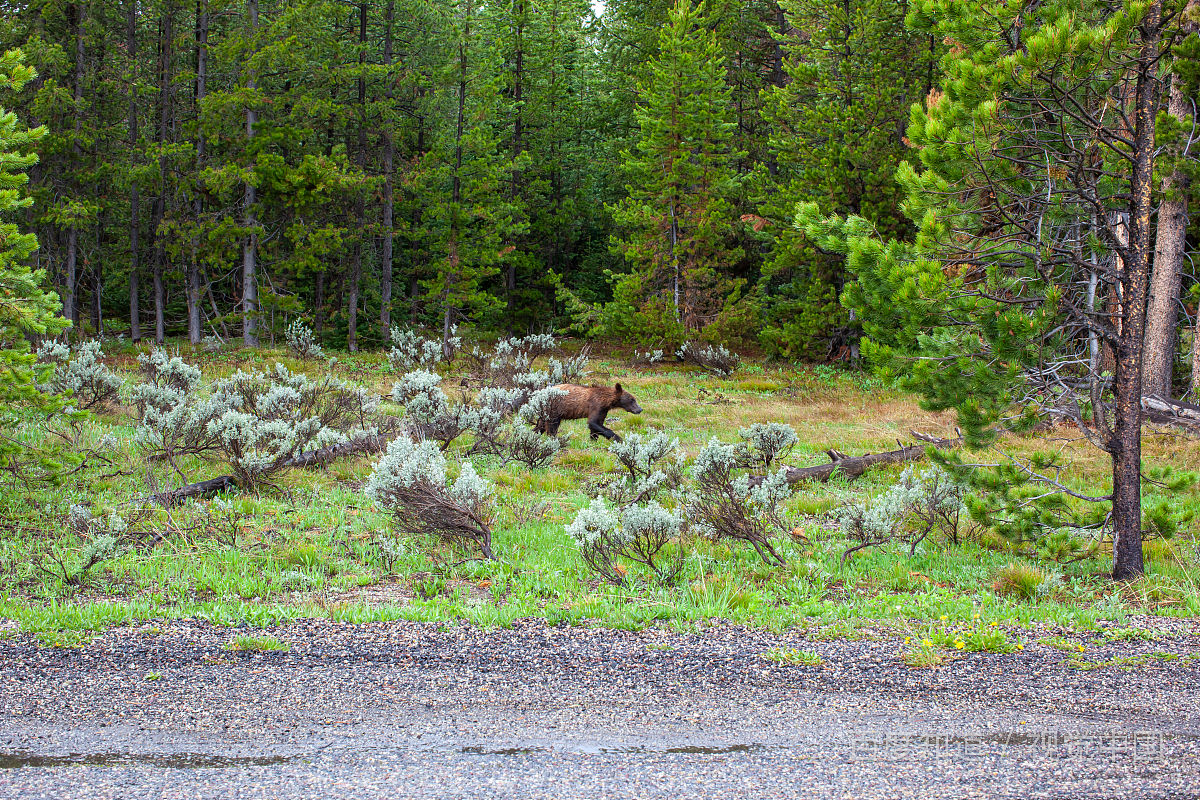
[285,319,325,359]
[389,325,456,371]
[36,339,123,409]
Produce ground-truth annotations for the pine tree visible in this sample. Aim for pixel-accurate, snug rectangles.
[417,0,526,353]
[799,0,1192,579]
[607,0,744,343]
[757,0,936,360]
[0,50,69,425]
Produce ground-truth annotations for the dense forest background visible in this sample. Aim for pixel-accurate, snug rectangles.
[0,0,938,358]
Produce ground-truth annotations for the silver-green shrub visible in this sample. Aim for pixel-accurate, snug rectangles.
[836,465,971,562]
[36,340,122,410]
[568,432,687,583]
[388,325,457,371]
[207,364,379,487]
[285,319,324,359]
[737,422,797,471]
[367,436,495,559]
[686,437,791,565]
[677,341,739,377]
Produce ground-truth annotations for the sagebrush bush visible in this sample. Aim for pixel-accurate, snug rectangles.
[285,319,324,359]
[36,340,122,410]
[837,465,972,562]
[367,436,495,559]
[389,325,458,371]
[677,341,739,377]
[208,364,380,487]
[687,437,791,566]
[566,497,683,584]
[737,422,798,471]
[132,355,379,487]
[569,432,687,584]
[130,350,225,465]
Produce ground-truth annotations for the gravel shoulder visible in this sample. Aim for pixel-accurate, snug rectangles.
[1,617,1199,799]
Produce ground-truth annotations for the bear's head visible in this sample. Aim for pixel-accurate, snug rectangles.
[613,383,642,414]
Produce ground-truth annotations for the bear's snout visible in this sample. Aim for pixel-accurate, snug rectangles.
[630,401,643,414]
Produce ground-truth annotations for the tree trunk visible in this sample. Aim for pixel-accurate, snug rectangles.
[506,0,525,331]
[314,270,325,336]
[242,0,260,348]
[153,2,174,346]
[347,1,367,353]
[66,3,85,331]
[1143,74,1189,398]
[379,0,395,344]
[1111,1,1162,581]
[188,0,209,345]
[127,0,141,342]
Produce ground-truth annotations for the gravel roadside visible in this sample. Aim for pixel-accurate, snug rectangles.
[1,617,1198,799]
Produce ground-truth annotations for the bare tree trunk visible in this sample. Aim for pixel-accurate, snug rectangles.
[314,270,325,336]
[379,0,395,344]
[188,0,209,345]
[347,1,367,353]
[1144,74,1190,398]
[241,0,260,348]
[127,0,141,342]
[66,4,85,331]
[1111,2,1162,580]
[153,2,174,345]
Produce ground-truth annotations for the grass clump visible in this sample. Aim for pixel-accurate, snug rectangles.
[763,647,823,667]
[991,562,1054,599]
[225,634,290,652]
[901,639,948,668]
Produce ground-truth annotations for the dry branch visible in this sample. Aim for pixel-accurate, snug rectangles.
[752,431,963,487]
[149,430,398,506]
[1141,396,1200,433]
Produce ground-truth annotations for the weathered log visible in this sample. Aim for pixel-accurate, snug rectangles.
[149,430,398,507]
[1141,395,1200,433]
[151,475,239,506]
[754,431,963,487]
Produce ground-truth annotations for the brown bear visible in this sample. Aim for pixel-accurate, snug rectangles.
[535,383,642,442]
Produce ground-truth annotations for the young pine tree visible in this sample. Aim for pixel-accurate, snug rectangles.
[606,0,744,344]
[0,51,71,471]
[799,0,1193,579]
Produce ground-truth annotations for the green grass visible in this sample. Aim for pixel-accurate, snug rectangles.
[225,634,290,652]
[763,647,823,667]
[1,342,1197,640]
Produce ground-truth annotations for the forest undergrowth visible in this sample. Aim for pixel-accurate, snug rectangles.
[2,340,1198,654]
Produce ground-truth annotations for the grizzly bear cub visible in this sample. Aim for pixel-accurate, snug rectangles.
[535,383,642,442]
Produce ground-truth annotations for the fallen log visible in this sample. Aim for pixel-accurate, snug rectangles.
[149,430,398,507]
[1141,396,1200,433]
[753,431,963,487]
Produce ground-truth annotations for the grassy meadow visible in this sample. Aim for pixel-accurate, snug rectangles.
[2,341,1199,651]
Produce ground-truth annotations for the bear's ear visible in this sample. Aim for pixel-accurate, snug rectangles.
[614,383,622,394]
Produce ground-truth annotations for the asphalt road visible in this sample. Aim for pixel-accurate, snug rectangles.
[1,618,1198,799]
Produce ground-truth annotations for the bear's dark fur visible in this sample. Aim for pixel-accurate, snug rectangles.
[535,383,642,442]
